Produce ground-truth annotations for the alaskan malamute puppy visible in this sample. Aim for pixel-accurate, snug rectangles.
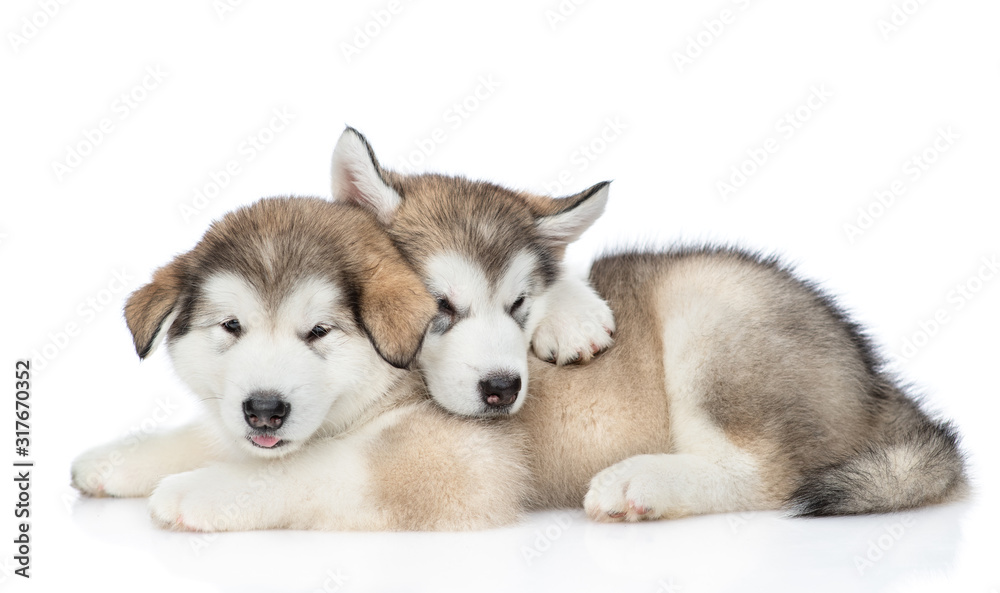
[331,129,617,417]
[71,197,529,530]
[330,128,968,521]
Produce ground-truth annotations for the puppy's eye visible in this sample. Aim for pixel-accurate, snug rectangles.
[510,295,526,314]
[308,324,333,341]
[221,318,242,335]
[437,297,456,317]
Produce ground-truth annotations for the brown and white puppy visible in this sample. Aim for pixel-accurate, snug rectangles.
[330,129,968,521]
[332,128,616,417]
[71,197,529,531]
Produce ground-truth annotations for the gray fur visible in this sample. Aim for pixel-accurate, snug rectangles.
[330,128,967,519]
[588,246,967,516]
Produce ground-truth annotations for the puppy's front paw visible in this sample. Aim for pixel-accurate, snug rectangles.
[149,466,269,532]
[532,285,615,366]
[71,443,158,498]
[584,455,683,523]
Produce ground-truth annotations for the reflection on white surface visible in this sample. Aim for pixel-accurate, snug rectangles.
[60,489,992,593]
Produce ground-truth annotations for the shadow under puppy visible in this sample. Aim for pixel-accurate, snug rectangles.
[72,197,529,531]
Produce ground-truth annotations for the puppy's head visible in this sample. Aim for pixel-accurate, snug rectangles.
[124,198,435,458]
[331,127,609,417]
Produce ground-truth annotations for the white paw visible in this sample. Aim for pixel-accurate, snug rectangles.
[584,455,689,522]
[532,281,615,365]
[71,441,160,498]
[149,465,269,532]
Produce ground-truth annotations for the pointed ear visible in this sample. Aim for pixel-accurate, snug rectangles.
[534,181,610,245]
[355,249,436,370]
[123,258,186,359]
[330,127,402,225]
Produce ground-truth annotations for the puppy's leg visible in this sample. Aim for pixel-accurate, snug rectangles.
[532,273,615,365]
[71,421,219,498]
[148,436,370,532]
[149,405,527,531]
[583,452,774,522]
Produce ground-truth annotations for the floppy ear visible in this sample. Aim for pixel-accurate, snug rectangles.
[354,250,436,370]
[123,258,186,359]
[330,127,402,225]
[533,181,610,246]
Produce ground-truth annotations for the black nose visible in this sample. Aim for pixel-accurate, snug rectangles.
[478,374,521,407]
[242,392,290,429]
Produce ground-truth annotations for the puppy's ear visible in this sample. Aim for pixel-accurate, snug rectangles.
[355,249,436,370]
[330,127,402,225]
[123,258,186,359]
[533,181,610,246]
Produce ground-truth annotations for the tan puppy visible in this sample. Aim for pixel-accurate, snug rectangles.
[331,128,967,520]
[72,197,529,531]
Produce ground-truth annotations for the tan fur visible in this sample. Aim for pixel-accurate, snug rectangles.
[80,184,966,527]
[516,250,965,516]
[195,129,965,529]
[354,244,437,369]
[366,386,530,530]
[320,129,965,522]
[372,173,604,289]
[348,159,675,509]
[74,197,529,532]
[124,197,434,369]
[508,251,852,509]
[124,258,187,358]
[366,170,967,519]
[385,173,550,282]
[514,258,672,508]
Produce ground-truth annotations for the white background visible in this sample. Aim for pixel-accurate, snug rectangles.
[2,0,999,591]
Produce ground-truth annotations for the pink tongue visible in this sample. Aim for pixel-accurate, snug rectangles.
[251,435,281,448]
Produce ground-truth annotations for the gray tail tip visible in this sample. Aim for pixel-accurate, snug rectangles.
[787,480,856,517]
[786,422,968,518]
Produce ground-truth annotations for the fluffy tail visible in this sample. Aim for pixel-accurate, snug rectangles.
[789,393,968,517]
